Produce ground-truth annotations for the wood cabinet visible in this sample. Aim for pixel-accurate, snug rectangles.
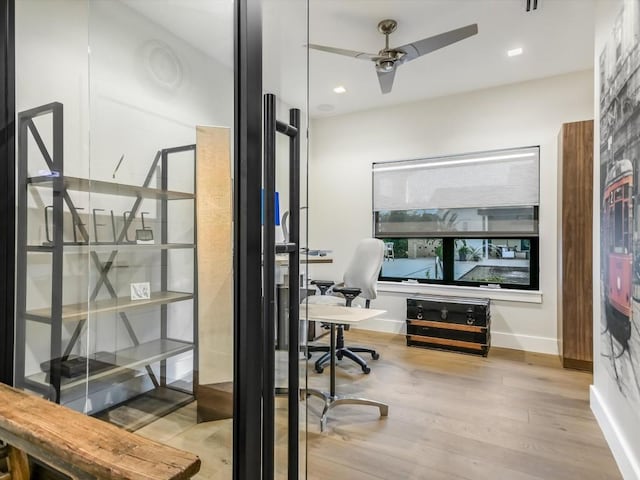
[558,120,594,370]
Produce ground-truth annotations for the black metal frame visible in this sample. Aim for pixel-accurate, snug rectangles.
[233,0,264,478]
[15,102,64,400]
[0,0,14,387]
[15,103,198,403]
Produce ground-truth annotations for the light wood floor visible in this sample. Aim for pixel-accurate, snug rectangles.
[138,330,622,480]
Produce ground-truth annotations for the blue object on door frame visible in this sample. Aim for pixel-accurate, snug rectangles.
[261,190,280,226]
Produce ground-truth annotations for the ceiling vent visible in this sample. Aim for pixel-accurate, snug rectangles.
[526,0,539,11]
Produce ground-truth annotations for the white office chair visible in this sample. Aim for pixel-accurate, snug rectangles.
[307,238,384,374]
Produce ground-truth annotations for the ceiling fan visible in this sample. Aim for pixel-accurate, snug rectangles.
[309,20,478,94]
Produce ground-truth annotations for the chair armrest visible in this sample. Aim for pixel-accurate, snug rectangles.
[332,286,362,297]
[310,280,335,295]
[332,286,362,307]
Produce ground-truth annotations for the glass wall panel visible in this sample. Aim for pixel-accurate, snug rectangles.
[14,0,92,411]
[87,1,234,477]
[263,0,310,477]
[15,1,235,478]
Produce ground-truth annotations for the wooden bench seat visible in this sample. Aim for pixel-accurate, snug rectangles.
[0,384,200,480]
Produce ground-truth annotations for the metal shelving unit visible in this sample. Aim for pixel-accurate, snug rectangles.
[15,102,198,412]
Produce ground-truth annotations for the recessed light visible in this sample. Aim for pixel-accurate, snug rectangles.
[333,85,347,94]
[507,47,523,57]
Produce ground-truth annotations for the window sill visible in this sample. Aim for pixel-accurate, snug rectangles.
[377,281,542,304]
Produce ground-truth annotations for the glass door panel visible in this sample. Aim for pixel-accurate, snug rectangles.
[86,1,235,478]
[14,1,235,478]
[263,0,309,478]
[14,0,92,416]
[13,0,312,477]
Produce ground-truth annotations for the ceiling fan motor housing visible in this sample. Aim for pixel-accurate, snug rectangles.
[377,58,396,72]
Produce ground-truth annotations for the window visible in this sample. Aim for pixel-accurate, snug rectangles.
[373,147,540,290]
[380,238,444,281]
[453,238,536,288]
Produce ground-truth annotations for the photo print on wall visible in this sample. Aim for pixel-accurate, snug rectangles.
[600,0,640,403]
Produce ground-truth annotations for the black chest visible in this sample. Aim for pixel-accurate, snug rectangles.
[406,296,491,356]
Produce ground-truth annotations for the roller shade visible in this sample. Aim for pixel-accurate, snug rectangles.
[373,146,540,212]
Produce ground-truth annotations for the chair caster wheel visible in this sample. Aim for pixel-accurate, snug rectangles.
[315,366,324,374]
[371,352,380,360]
[306,353,312,360]
[336,353,343,360]
[362,366,371,374]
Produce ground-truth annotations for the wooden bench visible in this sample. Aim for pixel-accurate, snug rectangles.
[0,383,200,480]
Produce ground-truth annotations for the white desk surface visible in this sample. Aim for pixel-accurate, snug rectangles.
[301,304,386,324]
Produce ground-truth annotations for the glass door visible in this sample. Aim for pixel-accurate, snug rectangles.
[262,0,310,478]
[86,4,235,478]
[11,0,311,478]
[14,0,237,477]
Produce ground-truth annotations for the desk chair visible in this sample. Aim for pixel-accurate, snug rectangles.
[307,238,384,374]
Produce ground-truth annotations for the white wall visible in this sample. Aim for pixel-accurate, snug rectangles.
[308,69,594,354]
[591,1,640,478]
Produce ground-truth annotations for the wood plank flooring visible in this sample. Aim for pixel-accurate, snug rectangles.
[137,329,622,479]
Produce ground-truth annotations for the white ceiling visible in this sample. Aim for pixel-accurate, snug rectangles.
[308,0,596,117]
[121,0,596,118]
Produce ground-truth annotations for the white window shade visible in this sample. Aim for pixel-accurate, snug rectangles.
[373,146,540,212]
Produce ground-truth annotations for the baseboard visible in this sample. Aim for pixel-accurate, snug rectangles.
[562,357,593,372]
[490,331,559,355]
[591,385,640,479]
[352,319,558,355]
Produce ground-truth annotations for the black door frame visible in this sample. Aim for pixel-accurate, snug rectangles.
[233,0,264,478]
[0,0,15,388]
[0,0,275,478]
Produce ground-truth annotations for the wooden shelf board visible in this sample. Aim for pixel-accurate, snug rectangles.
[25,339,194,391]
[26,291,193,322]
[407,319,487,333]
[28,175,194,200]
[27,243,195,253]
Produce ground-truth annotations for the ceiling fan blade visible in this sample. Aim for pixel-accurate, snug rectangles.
[398,23,478,63]
[377,69,396,94]
[309,43,378,61]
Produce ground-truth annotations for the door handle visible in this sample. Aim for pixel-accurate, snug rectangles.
[263,93,301,480]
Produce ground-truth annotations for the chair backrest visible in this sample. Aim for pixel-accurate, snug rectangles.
[343,238,384,300]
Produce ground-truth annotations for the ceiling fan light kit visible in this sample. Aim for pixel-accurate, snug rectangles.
[310,19,478,94]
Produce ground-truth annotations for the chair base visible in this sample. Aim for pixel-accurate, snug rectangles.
[308,322,380,374]
[310,346,379,374]
[304,388,388,432]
